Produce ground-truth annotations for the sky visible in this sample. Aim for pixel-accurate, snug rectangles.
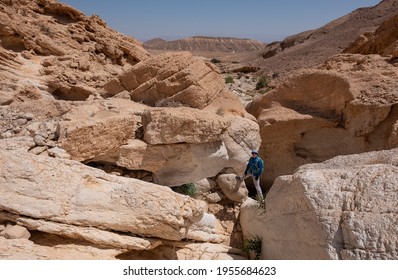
[59,0,381,43]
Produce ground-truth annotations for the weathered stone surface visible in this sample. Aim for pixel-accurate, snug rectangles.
[47,147,70,159]
[116,140,229,186]
[0,212,161,251]
[119,242,246,260]
[186,213,228,243]
[57,99,148,161]
[206,192,223,203]
[0,224,31,240]
[261,149,398,260]
[344,101,391,136]
[142,107,230,145]
[0,236,121,260]
[114,52,224,109]
[57,115,138,161]
[240,198,265,242]
[223,116,261,174]
[193,178,217,197]
[216,174,248,203]
[0,146,206,242]
[251,104,336,186]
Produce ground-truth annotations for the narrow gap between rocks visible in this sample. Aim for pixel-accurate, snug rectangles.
[85,161,154,182]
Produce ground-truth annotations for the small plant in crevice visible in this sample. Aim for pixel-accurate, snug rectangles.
[255,192,267,215]
[173,183,196,198]
[243,236,262,260]
[225,75,234,84]
[255,194,266,209]
[255,76,269,90]
[211,58,221,64]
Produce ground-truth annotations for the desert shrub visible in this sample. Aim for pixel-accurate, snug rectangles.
[211,58,221,64]
[243,236,262,260]
[173,183,196,198]
[255,76,269,90]
[225,75,234,84]
[255,194,266,214]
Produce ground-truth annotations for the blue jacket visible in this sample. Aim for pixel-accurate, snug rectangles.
[245,156,264,177]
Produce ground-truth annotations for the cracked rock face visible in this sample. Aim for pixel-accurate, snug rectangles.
[261,149,398,260]
[109,52,225,109]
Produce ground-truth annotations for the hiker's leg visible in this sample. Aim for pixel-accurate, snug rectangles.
[237,173,251,180]
[252,175,263,197]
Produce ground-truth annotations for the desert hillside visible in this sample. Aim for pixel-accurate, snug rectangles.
[1,0,397,260]
[244,0,398,75]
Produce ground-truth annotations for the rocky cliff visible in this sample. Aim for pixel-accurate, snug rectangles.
[144,36,266,53]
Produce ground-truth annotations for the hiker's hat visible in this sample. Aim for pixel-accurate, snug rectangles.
[251,149,258,154]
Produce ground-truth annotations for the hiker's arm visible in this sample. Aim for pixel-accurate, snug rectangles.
[258,159,264,175]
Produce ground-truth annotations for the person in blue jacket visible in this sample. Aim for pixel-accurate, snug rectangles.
[236,149,264,197]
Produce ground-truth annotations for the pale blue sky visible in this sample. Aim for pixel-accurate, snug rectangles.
[59,0,381,42]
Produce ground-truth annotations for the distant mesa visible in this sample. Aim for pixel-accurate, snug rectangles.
[144,36,266,53]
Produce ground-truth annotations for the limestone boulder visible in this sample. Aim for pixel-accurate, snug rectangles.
[0,212,160,251]
[216,174,248,203]
[0,236,122,260]
[223,116,262,174]
[115,139,229,186]
[57,100,148,161]
[192,178,217,197]
[261,148,398,260]
[172,243,246,260]
[0,224,31,240]
[247,70,353,120]
[240,198,265,241]
[142,107,230,145]
[118,242,246,260]
[57,115,138,161]
[186,213,229,243]
[252,104,336,186]
[0,145,206,242]
[111,52,224,109]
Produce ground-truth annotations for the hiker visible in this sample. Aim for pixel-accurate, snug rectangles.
[237,149,264,197]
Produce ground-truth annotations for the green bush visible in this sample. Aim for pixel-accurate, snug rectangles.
[255,194,266,215]
[255,76,269,90]
[174,183,196,198]
[243,236,262,260]
[225,75,234,84]
[211,58,221,64]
